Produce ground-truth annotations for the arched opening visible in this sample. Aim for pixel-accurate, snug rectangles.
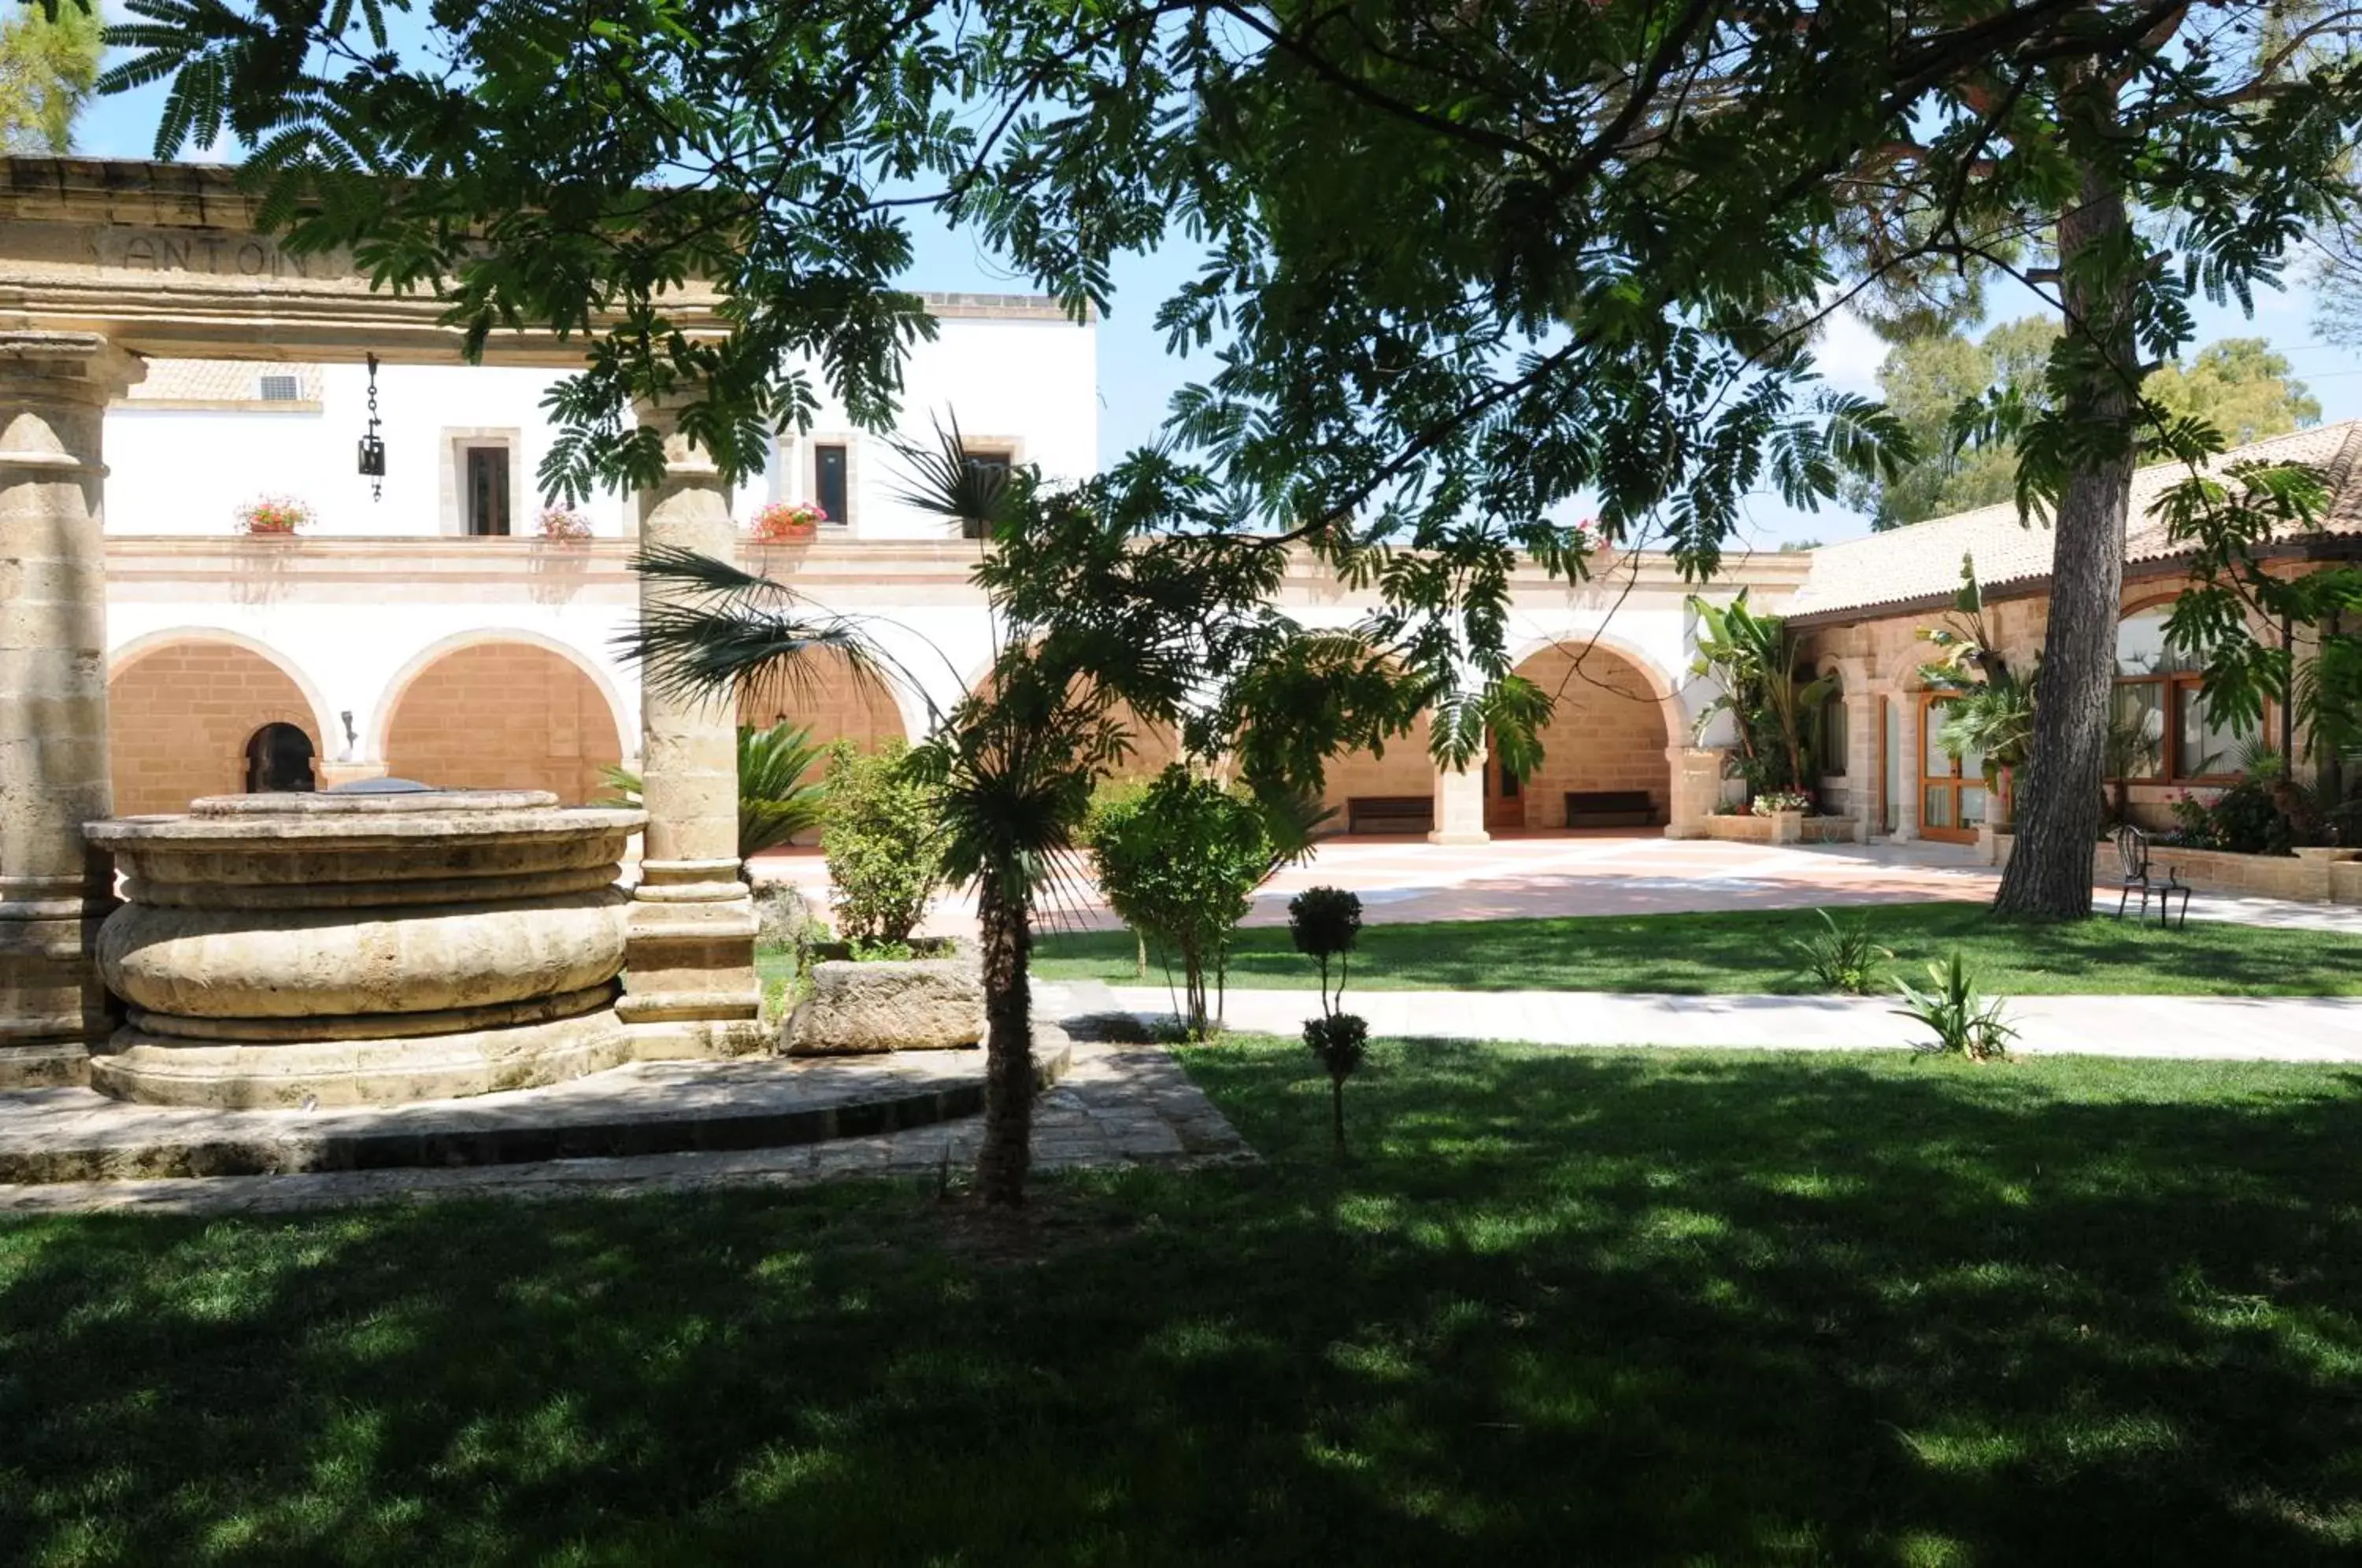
[957,653,1186,782]
[109,638,322,815]
[243,722,317,793]
[1499,642,1674,830]
[738,648,909,754]
[383,640,624,804]
[1320,710,1436,835]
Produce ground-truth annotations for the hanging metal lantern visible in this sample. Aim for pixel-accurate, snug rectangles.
[356,353,386,499]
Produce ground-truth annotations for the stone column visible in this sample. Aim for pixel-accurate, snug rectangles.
[1427,753,1489,846]
[0,332,143,1087]
[615,403,762,1055]
[1665,745,1725,839]
[1894,697,1923,842]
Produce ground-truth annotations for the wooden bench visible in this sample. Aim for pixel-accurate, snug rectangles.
[1564,790,1658,828]
[1346,795,1434,835]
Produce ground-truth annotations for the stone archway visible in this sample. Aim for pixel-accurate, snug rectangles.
[383,639,625,804]
[1504,641,1675,830]
[1319,712,1437,833]
[738,647,909,753]
[957,651,1187,781]
[107,634,324,815]
[0,157,765,1078]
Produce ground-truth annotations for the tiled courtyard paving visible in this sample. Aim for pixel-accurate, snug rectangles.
[756,832,2008,936]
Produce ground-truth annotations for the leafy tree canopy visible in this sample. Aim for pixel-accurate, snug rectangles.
[1857,322,2324,528]
[2,0,98,153]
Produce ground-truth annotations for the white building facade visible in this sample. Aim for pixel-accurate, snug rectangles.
[94,291,1786,836]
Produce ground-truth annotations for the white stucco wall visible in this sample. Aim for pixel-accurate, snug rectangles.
[102,312,1096,542]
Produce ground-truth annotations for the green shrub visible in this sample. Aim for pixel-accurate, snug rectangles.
[1288,886,1364,1013]
[1085,766,1277,1038]
[1301,1011,1370,1156]
[819,741,942,945]
[1290,885,1368,1155]
[1788,908,1892,995]
[600,720,829,866]
[1892,952,2016,1060]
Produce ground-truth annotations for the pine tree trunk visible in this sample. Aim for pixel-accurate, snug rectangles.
[1993,105,2137,922]
[974,877,1034,1206]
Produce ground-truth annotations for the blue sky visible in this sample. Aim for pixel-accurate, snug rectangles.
[76,58,2362,553]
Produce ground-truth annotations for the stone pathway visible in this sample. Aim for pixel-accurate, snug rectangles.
[0,1042,1250,1216]
[0,1037,1073,1184]
[1111,986,2362,1061]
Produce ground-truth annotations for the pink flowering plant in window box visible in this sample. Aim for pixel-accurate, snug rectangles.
[236,495,313,536]
[539,505,593,542]
[749,500,827,542]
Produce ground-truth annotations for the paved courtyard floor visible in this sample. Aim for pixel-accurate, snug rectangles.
[1103,985,2362,1061]
[756,831,2362,936]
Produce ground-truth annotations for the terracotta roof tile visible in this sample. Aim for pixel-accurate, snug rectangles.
[1787,420,2362,619]
[123,360,322,405]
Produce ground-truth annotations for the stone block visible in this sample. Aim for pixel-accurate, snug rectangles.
[748,875,815,949]
[786,958,984,1055]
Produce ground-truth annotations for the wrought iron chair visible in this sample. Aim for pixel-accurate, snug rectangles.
[2113,824,2191,929]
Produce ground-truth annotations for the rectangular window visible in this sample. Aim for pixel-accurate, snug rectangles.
[960,450,1014,540]
[465,446,511,536]
[2110,682,2167,779]
[2175,683,2253,780]
[2106,675,2249,782]
[1821,693,1849,778]
[813,443,849,528]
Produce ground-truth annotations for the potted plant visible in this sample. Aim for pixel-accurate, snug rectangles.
[749,500,827,543]
[538,504,592,543]
[236,495,313,537]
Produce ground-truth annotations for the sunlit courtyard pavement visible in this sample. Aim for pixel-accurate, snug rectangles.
[753,830,2008,937]
[753,829,2362,938]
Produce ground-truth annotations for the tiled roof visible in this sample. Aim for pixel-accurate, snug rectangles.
[1787,420,2362,620]
[122,360,323,405]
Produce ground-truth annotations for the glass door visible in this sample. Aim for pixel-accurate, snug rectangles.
[1919,695,1986,844]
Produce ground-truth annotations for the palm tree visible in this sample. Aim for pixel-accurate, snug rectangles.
[632,426,1419,1206]
[1687,590,1833,798]
[601,719,831,869]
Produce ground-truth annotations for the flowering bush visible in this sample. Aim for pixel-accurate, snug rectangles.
[538,505,592,542]
[1750,790,1813,816]
[236,495,313,535]
[749,500,827,542]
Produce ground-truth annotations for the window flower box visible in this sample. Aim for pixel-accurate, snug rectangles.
[236,495,313,537]
[750,501,826,543]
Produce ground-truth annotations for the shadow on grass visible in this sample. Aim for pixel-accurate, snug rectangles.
[4,1045,2361,1564]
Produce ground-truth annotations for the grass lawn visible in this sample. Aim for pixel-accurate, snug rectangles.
[7,1040,2362,1563]
[1028,900,2362,997]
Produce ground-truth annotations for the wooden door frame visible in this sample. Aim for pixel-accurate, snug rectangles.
[1916,693,1979,844]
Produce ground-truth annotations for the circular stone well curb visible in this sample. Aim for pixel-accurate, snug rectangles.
[0,1027,1072,1185]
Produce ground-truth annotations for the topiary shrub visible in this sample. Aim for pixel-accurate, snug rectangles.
[1287,885,1363,1015]
[818,740,943,945]
[1290,885,1368,1155]
[1084,766,1276,1038]
[1301,1011,1369,1156]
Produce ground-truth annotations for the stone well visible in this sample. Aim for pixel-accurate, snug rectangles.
[83,790,645,1108]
